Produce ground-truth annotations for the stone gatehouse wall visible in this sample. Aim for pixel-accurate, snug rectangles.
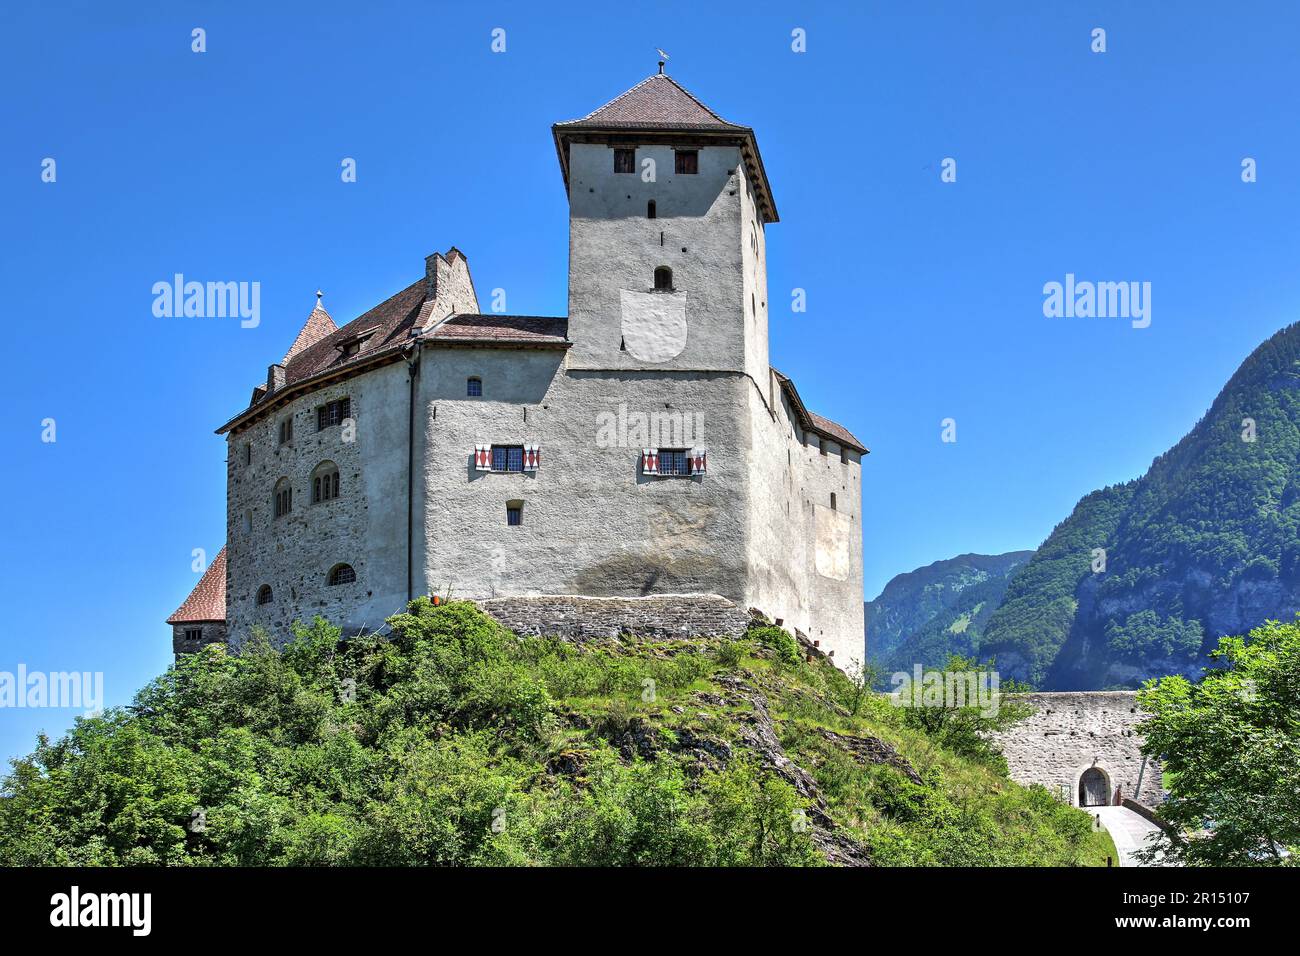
[477,593,750,641]
[991,691,1163,807]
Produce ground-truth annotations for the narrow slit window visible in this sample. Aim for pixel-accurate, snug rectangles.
[647,199,657,219]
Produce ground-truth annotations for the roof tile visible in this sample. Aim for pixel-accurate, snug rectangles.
[166,547,226,624]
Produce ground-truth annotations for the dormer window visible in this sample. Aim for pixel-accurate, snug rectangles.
[674,150,698,175]
[335,325,378,360]
[654,266,673,291]
[614,148,635,174]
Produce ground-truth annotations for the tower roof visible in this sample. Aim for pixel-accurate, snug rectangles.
[552,72,779,223]
[166,546,227,624]
[282,294,338,364]
[555,72,748,132]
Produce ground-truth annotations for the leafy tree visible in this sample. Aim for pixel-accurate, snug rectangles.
[893,655,1034,772]
[1136,617,1300,865]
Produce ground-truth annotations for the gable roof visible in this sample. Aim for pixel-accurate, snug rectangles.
[772,368,868,454]
[166,546,227,624]
[552,72,779,223]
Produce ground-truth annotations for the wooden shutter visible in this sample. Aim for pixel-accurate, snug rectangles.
[474,444,491,471]
[689,447,707,475]
[642,448,658,475]
[524,444,539,471]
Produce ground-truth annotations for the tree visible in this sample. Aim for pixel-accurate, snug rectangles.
[894,655,1034,772]
[1136,618,1300,865]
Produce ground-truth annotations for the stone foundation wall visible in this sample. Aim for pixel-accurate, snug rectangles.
[991,691,1163,807]
[477,593,750,641]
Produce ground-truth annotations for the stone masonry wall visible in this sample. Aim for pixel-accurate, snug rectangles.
[477,593,750,641]
[991,691,1163,807]
[172,621,227,659]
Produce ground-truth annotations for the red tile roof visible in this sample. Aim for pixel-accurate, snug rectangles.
[808,411,868,454]
[429,313,569,346]
[555,73,747,131]
[282,302,338,364]
[772,368,868,454]
[166,546,227,624]
[552,72,779,223]
[282,278,427,387]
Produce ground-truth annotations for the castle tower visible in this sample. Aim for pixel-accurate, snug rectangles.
[552,69,778,384]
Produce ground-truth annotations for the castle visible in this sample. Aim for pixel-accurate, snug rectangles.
[166,69,868,667]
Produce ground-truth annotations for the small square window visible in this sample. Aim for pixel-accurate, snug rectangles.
[675,150,698,175]
[507,506,522,526]
[467,377,482,397]
[492,445,525,473]
[613,148,635,174]
[184,627,202,642]
[317,398,351,431]
[659,449,690,476]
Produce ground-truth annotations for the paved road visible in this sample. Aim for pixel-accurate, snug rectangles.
[1092,806,1165,866]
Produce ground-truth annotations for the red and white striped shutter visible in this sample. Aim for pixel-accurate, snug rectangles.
[690,447,707,475]
[642,448,658,475]
[524,444,539,471]
[474,444,491,471]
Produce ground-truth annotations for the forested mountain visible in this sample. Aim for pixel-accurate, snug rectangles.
[863,552,1034,674]
[981,321,1300,688]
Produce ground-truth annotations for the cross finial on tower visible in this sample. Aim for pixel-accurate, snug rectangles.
[315,289,323,309]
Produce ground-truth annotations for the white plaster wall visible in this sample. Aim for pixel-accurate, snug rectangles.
[566,142,747,372]
[415,348,752,603]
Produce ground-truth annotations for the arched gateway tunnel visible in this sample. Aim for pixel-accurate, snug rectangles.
[991,691,1168,865]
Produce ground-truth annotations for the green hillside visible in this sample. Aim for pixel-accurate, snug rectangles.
[982,321,1300,688]
[0,600,1110,867]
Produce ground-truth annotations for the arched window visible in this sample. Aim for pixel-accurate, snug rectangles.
[328,563,357,586]
[273,478,292,518]
[653,266,673,291]
[256,585,273,606]
[312,461,340,503]
[467,376,482,397]
[647,200,657,219]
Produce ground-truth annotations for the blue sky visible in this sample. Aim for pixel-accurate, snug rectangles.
[3,0,1300,765]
